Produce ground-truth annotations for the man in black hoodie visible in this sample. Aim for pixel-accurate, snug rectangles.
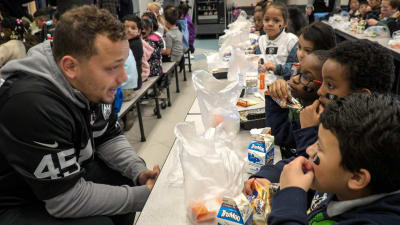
[0,5,159,225]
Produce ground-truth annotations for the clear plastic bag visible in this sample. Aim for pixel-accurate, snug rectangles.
[192,70,242,139]
[364,26,390,38]
[227,48,259,84]
[389,30,400,48]
[175,122,247,225]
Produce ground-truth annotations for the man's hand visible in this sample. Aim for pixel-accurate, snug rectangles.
[138,165,160,190]
[280,156,314,192]
[300,100,324,128]
[264,61,276,72]
[269,79,289,101]
[306,7,313,16]
[367,18,378,26]
[243,178,271,196]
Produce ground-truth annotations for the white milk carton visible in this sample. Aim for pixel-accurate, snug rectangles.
[216,194,253,225]
[247,134,274,174]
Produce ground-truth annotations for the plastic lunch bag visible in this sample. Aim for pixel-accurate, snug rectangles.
[175,122,247,225]
[192,70,242,139]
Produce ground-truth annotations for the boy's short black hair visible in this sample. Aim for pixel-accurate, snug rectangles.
[164,6,179,25]
[320,93,400,194]
[141,12,158,32]
[301,21,336,51]
[122,14,142,30]
[328,39,394,93]
[359,0,369,5]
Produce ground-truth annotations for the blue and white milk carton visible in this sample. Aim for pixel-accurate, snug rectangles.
[216,194,253,225]
[247,130,274,174]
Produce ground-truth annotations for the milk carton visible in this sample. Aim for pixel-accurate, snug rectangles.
[216,194,253,225]
[247,134,274,174]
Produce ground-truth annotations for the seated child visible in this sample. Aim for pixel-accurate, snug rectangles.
[256,2,298,74]
[162,6,183,64]
[255,93,400,224]
[359,0,371,20]
[177,2,190,51]
[252,9,265,35]
[141,13,164,77]
[349,0,361,18]
[122,15,143,91]
[267,21,336,81]
[296,39,395,155]
[250,39,395,183]
[368,0,399,26]
[265,50,328,158]
[365,0,381,22]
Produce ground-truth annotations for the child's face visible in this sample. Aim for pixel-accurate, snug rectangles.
[124,20,139,40]
[263,7,287,40]
[359,4,369,15]
[297,34,314,63]
[350,0,360,11]
[254,11,264,31]
[380,0,396,17]
[288,54,323,103]
[306,125,353,196]
[317,59,352,107]
[368,0,380,8]
[142,27,151,39]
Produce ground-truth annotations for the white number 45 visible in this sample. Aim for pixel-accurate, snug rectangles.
[34,149,80,179]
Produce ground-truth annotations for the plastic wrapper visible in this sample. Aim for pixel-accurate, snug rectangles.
[248,179,280,225]
[192,70,242,139]
[265,90,303,112]
[364,26,390,38]
[175,122,247,225]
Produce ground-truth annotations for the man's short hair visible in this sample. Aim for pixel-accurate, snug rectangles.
[320,93,400,194]
[164,6,179,25]
[328,39,395,93]
[53,5,126,62]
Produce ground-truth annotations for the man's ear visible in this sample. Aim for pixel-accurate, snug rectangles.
[59,56,80,80]
[347,169,371,191]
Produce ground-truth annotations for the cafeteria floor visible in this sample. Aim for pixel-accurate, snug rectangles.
[125,37,219,204]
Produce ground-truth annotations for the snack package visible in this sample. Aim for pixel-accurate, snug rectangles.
[247,132,274,174]
[248,179,280,225]
[216,194,253,225]
[265,90,303,112]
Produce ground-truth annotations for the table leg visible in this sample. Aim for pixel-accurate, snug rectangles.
[136,101,146,142]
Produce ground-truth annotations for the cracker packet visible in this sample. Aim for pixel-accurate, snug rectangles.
[248,179,280,225]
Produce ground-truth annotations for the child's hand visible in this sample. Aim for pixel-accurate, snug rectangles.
[243,178,271,196]
[280,156,314,192]
[269,79,289,101]
[300,100,324,128]
[367,18,378,26]
[265,61,276,72]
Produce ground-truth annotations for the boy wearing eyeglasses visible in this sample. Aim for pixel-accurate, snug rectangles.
[265,50,327,158]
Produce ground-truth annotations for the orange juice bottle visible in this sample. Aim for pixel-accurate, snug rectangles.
[259,73,265,90]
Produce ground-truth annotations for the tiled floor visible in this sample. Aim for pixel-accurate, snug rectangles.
[124,37,219,174]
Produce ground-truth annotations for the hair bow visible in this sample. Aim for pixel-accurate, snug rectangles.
[16,19,22,24]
